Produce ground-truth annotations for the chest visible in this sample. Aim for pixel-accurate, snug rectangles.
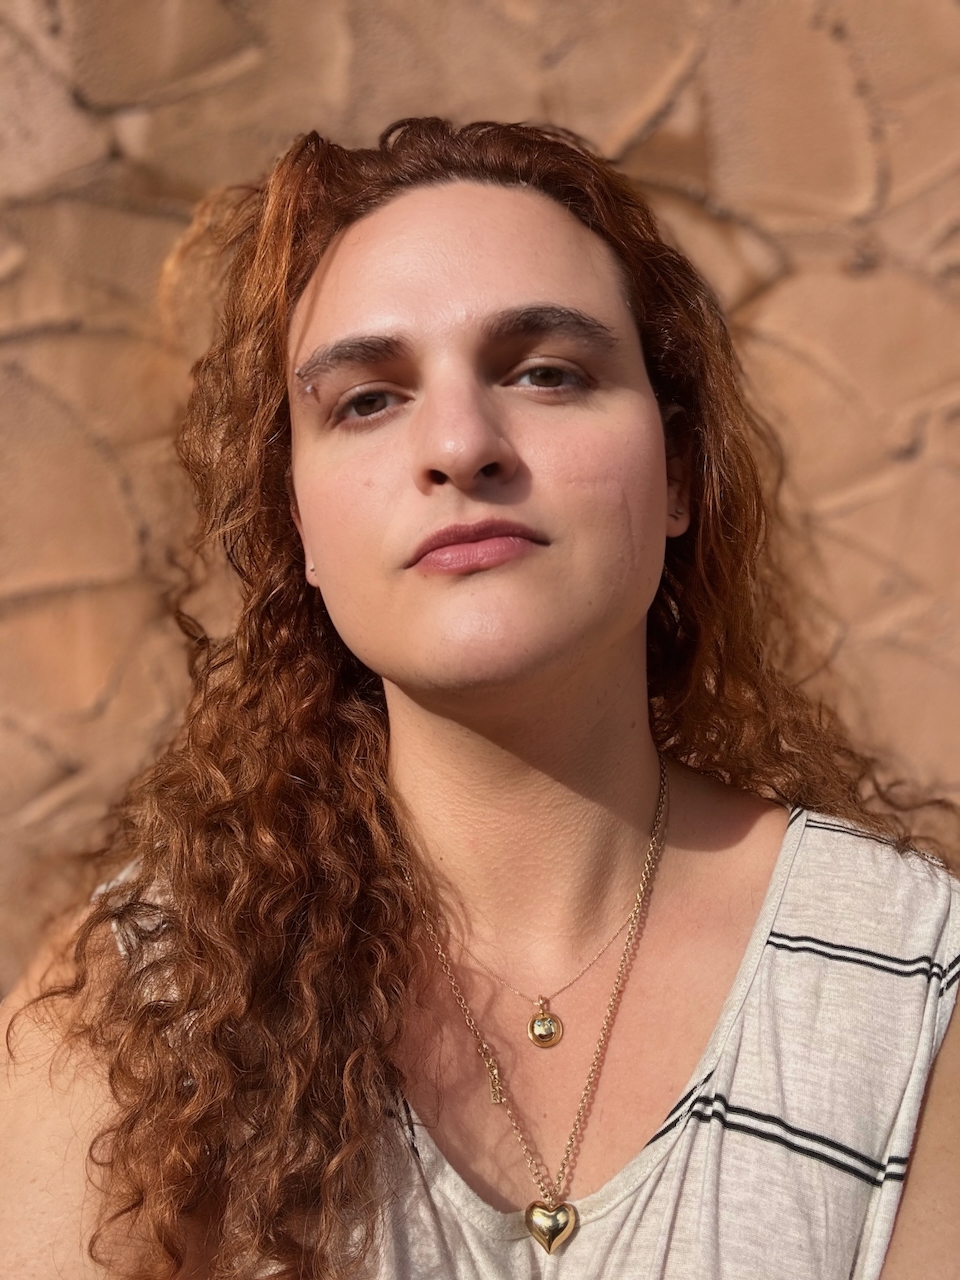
[399,882,763,1212]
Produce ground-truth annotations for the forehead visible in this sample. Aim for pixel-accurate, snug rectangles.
[288,181,633,359]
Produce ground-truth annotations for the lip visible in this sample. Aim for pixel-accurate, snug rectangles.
[405,519,549,570]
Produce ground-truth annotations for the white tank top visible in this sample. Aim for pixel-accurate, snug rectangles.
[375,810,960,1279]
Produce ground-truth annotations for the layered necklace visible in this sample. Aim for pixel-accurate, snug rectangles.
[423,756,668,1255]
[457,893,637,1048]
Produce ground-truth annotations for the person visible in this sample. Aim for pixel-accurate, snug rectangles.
[1,117,958,1280]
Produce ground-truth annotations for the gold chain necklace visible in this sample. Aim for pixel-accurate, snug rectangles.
[422,756,668,1255]
[456,897,636,1048]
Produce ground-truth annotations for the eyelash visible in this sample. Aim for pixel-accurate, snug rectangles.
[513,363,589,390]
[330,361,591,425]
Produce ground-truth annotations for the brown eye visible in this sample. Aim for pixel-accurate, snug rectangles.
[516,365,583,389]
[347,391,391,417]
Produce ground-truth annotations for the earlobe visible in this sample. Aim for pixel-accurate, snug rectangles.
[667,504,690,538]
[666,465,691,538]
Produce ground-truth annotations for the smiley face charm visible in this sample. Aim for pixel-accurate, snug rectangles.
[527,1008,564,1047]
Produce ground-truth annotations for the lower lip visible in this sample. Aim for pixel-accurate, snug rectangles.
[415,536,538,574]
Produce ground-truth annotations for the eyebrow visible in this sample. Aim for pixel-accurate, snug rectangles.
[483,304,618,350]
[294,335,408,384]
[293,304,618,384]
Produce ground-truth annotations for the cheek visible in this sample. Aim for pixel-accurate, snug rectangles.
[552,425,666,559]
[295,467,385,634]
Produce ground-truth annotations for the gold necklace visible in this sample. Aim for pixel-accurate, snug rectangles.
[423,756,668,1255]
[456,899,636,1048]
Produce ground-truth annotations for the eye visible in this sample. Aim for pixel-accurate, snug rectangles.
[514,364,587,390]
[336,388,402,422]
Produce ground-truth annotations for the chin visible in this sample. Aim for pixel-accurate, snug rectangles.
[342,599,640,702]
[374,627,590,704]
[402,660,540,698]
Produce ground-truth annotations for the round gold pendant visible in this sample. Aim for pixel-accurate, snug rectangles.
[528,1008,563,1048]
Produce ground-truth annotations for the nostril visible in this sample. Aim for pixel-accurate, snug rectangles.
[428,469,448,485]
[480,462,499,477]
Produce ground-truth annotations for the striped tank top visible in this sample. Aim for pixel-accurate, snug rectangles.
[375,811,960,1279]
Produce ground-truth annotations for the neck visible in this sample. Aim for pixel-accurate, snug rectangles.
[385,648,664,978]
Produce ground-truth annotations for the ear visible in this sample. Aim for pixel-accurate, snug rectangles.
[666,452,690,537]
[287,470,318,586]
[662,406,691,538]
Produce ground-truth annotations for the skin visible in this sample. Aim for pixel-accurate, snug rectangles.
[0,181,955,1276]
[287,182,691,957]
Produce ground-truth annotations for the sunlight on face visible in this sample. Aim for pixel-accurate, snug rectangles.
[287,181,684,700]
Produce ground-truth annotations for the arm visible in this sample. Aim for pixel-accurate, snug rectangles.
[0,916,116,1278]
[1,923,214,1280]
[879,997,960,1279]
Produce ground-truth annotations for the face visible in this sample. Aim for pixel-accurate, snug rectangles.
[287,181,688,700]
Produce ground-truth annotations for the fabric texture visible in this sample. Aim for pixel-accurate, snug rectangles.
[376,811,960,1279]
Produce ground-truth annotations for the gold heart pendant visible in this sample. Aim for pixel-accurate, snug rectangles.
[524,1200,578,1254]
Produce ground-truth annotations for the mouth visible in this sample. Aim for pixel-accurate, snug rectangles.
[406,519,549,572]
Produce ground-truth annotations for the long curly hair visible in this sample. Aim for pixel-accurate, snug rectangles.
[42,118,956,1279]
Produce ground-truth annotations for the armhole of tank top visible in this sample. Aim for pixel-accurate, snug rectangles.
[401,1097,420,1159]
[935,871,960,1049]
[91,858,148,962]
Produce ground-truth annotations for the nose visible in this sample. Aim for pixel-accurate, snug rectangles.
[411,374,520,493]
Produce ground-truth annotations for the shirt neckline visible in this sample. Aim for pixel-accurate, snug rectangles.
[404,806,810,1238]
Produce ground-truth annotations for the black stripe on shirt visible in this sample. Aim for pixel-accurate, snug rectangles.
[689,1112,907,1187]
[685,1094,908,1187]
[767,931,946,982]
[803,819,898,848]
[401,1098,420,1159]
[647,1107,689,1147]
[657,1071,716,1129]
[786,807,805,829]
[770,932,934,968]
[706,1098,905,1171]
[803,819,860,836]
[941,954,960,995]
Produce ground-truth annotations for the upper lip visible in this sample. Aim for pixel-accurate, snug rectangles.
[406,519,549,567]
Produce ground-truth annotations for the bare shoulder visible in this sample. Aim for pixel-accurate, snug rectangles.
[879,984,960,1280]
[663,760,789,908]
[0,912,121,1278]
[668,760,789,848]
[645,764,790,1022]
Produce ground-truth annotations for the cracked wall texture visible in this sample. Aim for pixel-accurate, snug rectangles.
[1,0,959,990]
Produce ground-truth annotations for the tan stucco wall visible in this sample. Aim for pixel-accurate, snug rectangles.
[1,0,959,990]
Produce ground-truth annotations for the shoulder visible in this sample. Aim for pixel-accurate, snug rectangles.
[1,897,210,1278]
[0,912,155,1277]
[793,810,956,901]
[763,814,960,1279]
[782,812,960,1001]
[878,965,960,1279]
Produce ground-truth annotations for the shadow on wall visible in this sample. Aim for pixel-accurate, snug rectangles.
[1,0,960,990]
